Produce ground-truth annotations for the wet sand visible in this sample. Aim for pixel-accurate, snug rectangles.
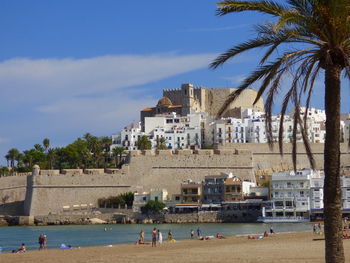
[1,232,350,263]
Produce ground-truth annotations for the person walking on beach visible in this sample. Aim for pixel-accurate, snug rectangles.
[157,229,163,245]
[168,230,173,242]
[38,234,45,250]
[151,228,157,247]
[190,229,194,239]
[197,227,201,238]
[43,234,47,249]
[139,230,145,243]
[270,226,275,234]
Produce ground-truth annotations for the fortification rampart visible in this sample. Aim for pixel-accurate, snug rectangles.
[25,172,133,216]
[124,149,254,195]
[216,143,350,170]
[1,143,350,216]
[0,176,27,215]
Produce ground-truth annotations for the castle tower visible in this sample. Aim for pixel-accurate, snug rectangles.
[181,83,195,115]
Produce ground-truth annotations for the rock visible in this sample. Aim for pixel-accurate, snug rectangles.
[89,218,107,224]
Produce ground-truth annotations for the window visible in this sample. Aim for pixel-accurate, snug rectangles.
[143,197,147,201]
[155,196,159,201]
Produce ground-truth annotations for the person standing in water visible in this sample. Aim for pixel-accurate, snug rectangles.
[139,230,145,243]
[157,229,163,245]
[190,229,194,239]
[151,228,157,247]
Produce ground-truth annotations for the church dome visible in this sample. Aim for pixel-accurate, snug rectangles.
[157,96,173,107]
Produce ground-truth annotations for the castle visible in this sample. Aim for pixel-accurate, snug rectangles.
[140,83,264,131]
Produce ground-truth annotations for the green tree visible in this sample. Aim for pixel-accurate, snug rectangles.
[156,137,167,150]
[112,146,125,167]
[0,167,10,177]
[47,148,56,169]
[4,154,10,167]
[120,192,134,207]
[210,1,348,261]
[22,149,46,168]
[42,138,50,153]
[62,138,90,168]
[34,144,45,153]
[137,135,152,150]
[7,148,20,167]
[143,200,165,213]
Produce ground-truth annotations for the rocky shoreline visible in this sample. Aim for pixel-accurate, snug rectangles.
[0,209,261,226]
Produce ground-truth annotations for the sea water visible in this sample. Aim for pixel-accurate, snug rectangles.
[0,223,312,253]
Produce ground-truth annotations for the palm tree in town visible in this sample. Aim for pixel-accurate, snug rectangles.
[43,138,50,153]
[137,135,152,150]
[112,146,125,168]
[210,1,350,262]
[4,154,10,167]
[156,137,168,150]
[47,148,56,170]
[7,148,20,167]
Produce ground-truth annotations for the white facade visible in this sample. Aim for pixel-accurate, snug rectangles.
[342,177,350,210]
[111,122,144,151]
[267,169,323,219]
[290,106,326,123]
[268,169,350,219]
[146,112,203,150]
[213,118,247,144]
[132,189,168,212]
[344,119,350,144]
[112,105,344,149]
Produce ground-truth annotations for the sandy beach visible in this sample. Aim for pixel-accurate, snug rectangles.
[1,232,350,263]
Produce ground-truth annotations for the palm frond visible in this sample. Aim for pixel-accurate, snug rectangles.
[217,0,287,16]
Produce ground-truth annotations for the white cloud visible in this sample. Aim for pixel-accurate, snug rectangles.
[0,52,216,163]
[0,53,216,105]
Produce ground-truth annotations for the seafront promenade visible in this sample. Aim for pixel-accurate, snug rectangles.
[1,232,350,263]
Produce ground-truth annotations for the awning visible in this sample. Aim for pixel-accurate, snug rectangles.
[175,204,199,208]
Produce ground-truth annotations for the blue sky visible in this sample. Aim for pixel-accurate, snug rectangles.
[0,0,349,165]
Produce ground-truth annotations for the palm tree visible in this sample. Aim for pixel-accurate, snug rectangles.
[47,148,56,169]
[210,1,348,262]
[137,135,152,150]
[7,148,20,167]
[112,146,125,167]
[156,137,167,150]
[34,144,44,153]
[4,154,10,167]
[43,138,50,153]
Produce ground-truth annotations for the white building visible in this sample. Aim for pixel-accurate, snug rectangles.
[111,122,144,151]
[266,169,323,220]
[112,105,338,150]
[132,189,168,212]
[145,112,204,150]
[265,169,350,221]
[290,106,326,123]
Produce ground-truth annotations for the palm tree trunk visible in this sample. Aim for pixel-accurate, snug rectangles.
[324,65,344,263]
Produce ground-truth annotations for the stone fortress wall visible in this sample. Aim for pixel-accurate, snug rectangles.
[163,84,264,116]
[217,143,350,171]
[1,144,349,216]
[24,168,132,216]
[0,176,27,215]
